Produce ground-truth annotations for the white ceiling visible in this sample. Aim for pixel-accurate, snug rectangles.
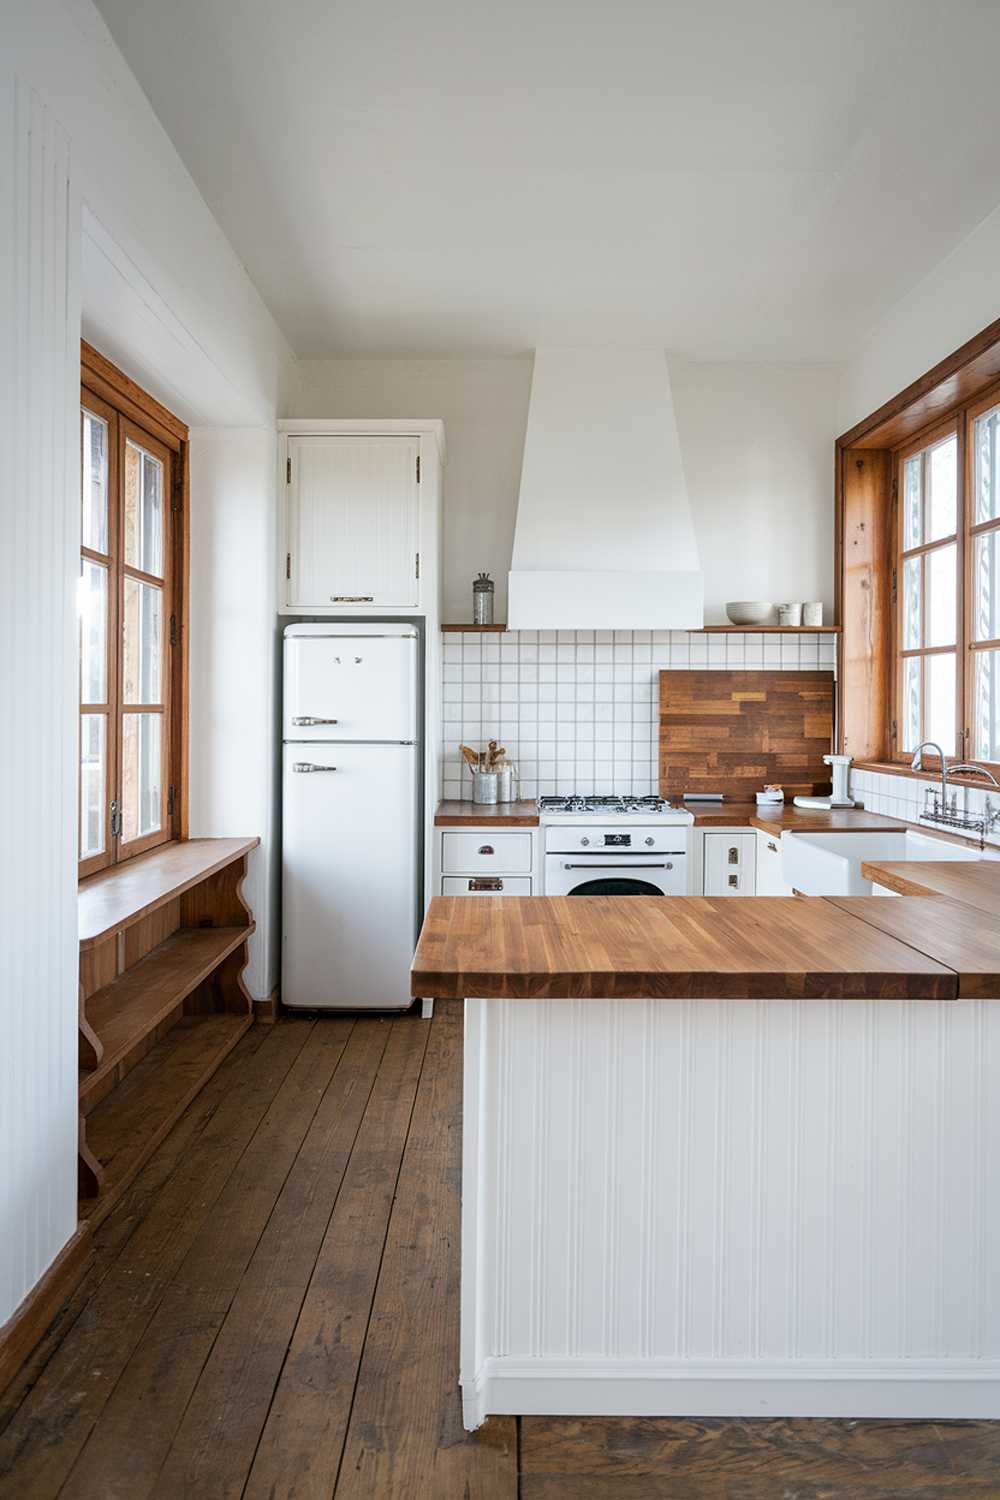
[94,0,1000,361]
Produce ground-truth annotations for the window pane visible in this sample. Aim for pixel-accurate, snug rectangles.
[926,434,957,541]
[124,439,164,576]
[974,648,1000,761]
[81,408,109,553]
[974,529,1000,643]
[80,714,106,859]
[903,455,922,549]
[121,712,162,842]
[79,559,107,703]
[925,653,956,756]
[901,656,921,752]
[902,556,921,649]
[975,402,1000,525]
[925,542,956,647]
[123,577,162,704]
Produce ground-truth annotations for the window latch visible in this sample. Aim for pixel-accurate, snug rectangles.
[110,799,121,838]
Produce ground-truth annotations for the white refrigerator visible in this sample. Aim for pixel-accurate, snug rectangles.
[282,622,420,1011]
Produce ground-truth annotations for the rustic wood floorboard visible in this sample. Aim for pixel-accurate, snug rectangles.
[1,1006,999,1500]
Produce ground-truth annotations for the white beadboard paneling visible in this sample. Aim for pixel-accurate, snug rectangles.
[462,997,1000,1427]
[0,79,79,1325]
[442,630,837,796]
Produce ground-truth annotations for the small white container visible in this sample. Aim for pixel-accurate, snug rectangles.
[778,602,803,627]
[802,601,823,627]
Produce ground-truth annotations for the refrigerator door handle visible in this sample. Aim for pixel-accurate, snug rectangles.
[292,762,338,773]
[292,716,339,726]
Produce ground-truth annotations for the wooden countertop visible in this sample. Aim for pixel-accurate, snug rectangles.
[827,895,1000,998]
[79,837,260,950]
[435,800,539,827]
[411,895,956,1001]
[861,858,1000,914]
[691,801,908,834]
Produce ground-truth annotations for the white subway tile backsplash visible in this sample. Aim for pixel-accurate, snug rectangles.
[442,630,837,796]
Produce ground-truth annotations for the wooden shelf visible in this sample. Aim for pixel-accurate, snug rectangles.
[441,622,507,632]
[79,1011,252,1227]
[699,624,839,634]
[80,924,254,1107]
[79,837,259,950]
[441,623,838,634]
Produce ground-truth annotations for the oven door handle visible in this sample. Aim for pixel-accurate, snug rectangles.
[560,861,675,870]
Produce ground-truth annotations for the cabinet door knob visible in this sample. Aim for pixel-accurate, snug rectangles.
[478,844,495,856]
[767,840,778,853]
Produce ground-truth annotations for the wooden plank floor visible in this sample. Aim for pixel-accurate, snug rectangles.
[1,1003,998,1498]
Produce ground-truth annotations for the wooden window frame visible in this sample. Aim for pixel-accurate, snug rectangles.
[888,414,964,766]
[79,343,189,880]
[836,318,1000,776]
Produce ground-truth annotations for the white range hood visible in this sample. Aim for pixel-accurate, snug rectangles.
[508,348,703,630]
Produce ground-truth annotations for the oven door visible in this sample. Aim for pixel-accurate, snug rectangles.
[544,854,686,897]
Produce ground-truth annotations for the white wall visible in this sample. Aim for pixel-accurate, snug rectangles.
[188,429,280,1000]
[298,357,839,625]
[1,0,293,1325]
[838,202,1000,433]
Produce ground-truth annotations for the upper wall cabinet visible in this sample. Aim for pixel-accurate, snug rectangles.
[278,420,444,618]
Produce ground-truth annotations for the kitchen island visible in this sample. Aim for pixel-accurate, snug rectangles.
[412,895,1000,1428]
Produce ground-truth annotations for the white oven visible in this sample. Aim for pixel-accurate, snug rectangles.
[544,824,689,896]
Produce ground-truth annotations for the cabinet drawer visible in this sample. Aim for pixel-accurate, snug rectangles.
[441,831,533,875]
[442,876,532,896]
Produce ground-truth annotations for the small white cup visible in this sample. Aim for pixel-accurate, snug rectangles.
[777,602,803,627]
[802,601,823,627]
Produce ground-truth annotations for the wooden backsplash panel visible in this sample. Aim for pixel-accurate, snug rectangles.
[659,670,835,799]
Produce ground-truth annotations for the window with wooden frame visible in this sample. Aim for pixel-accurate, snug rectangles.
[79,344,188,877]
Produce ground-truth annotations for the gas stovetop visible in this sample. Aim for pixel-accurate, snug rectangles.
[539,795,692,824]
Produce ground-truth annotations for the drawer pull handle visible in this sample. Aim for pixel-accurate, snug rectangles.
[767,840,778,853]
[331,595,374,603]
[728,873,739,888]
[728,846,739,863]
[470,877,503,892]
[478,845,495,855]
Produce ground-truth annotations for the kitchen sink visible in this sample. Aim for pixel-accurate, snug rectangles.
[781,827,983,897]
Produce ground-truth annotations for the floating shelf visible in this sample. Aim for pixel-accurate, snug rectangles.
[80,923,254,1107]
[441,623,839,634]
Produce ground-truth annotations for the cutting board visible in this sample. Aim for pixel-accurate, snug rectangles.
[658,670,835,801]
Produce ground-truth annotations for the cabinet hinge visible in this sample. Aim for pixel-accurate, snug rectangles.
[415,454,421,483]
[167,784,176,818]
[286,456,292,483]
[169,613,179,647]
[286,552,292,580]
[415,551,420,580]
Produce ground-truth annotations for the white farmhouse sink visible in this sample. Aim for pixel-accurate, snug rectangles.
[781,828,983,897]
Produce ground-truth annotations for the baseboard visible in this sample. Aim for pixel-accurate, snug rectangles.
[252,987,280,1024]
[462,1357,1000,1430]
[0,1224,92,1398]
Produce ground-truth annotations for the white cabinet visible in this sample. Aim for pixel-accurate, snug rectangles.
[439,828,537,894]
[703,832,757,895]
[279,420,444,617]
[755,828,794,896]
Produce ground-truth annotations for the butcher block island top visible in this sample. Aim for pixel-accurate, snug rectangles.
[412,894,964,1001]
[862,856,1000,913]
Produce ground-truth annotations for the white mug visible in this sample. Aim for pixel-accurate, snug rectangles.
[778,602,802,627]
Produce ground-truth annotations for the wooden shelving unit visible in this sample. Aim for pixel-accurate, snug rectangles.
[77,837,259,1226]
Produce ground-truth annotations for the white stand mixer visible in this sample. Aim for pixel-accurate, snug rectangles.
[793,754,854,811]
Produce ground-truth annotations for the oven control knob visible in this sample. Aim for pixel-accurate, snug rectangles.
[665,862,674,870]
[644,837,654,846]
[580,837,590,847]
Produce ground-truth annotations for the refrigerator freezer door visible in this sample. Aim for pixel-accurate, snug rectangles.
[284,629,418,742]
[282,743,418,1010]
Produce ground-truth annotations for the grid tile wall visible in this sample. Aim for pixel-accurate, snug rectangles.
[850,767,1000,849]
[442,629,837,801]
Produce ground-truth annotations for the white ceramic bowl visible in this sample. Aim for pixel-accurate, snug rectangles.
[725,601,773,626]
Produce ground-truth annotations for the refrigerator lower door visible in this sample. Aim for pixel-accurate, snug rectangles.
[282,743,418,1011]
